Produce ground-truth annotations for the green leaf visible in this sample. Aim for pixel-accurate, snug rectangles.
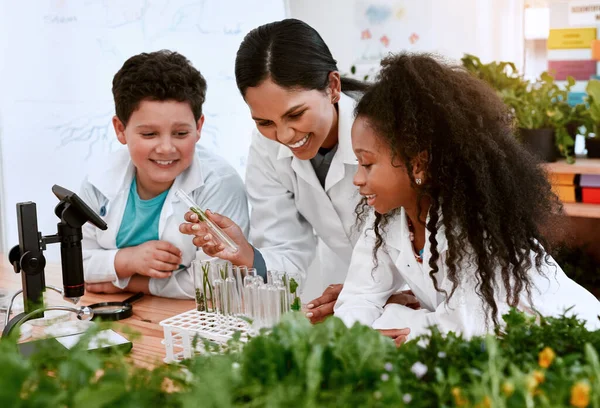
[289,278,299,294]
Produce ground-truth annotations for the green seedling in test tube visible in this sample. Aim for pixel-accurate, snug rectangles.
[175,189,239,253]
[289,278,301,311]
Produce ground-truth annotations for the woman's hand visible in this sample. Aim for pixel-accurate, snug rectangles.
[306,284,343,324]
[179,210,254,267]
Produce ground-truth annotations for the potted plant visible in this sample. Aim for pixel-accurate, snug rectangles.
[584,80,600,158]
[463,55,580,163]
[504,72,562,162]
[547,75,580,163]
[461,53,527,99]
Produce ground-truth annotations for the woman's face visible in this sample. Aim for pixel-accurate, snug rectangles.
[243,76,340,160]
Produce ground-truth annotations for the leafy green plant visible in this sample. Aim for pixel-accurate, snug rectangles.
[462,53,588,163]
[504,72,581,162]
[584,79,600,137]
[461,53,527,99]
[2,310,600,407]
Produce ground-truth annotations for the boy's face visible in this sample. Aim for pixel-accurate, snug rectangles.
[351,116,420,215]
[113,99,203,199]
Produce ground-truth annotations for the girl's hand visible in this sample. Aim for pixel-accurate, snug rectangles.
[115,241,181,279]
[378,328,411,347]
[306,284,343,324]
[179,210,255,267]
[386,290,421,310]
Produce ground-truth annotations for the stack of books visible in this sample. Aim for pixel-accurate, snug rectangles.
[581,175,600,204]
[550,173,577,203]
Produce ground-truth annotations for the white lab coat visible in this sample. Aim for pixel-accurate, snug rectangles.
[79,146,250,299]
[245,93,361,289]
[334,208,600,339]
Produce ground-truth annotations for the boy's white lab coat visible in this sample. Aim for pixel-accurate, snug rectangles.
[245,93,360,288]
[79,146,250,299]
[335,208,600,339]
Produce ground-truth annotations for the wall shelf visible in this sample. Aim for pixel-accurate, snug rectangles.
[542,157,600,175]
[542,157,600,218]
[562,203,600,218]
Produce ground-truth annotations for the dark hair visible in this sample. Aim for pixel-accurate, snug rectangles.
[112,50,207,125]
[355,53,562,327]
[235,18,368,97]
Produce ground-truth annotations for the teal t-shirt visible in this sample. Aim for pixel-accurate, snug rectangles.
[116,177,169,248]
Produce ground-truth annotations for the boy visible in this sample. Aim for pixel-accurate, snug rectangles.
[80,50,249,298]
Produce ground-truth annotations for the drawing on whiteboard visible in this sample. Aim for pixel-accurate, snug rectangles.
[52,111,116,159]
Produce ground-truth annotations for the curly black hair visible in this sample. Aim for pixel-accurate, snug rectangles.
[112,50,207,125]
[355,53,562,327]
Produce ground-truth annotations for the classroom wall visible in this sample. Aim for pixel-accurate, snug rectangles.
[288,0,524,73]
[0,0,286,261]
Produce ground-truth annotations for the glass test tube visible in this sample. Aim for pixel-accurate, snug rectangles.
[175,189,239,253]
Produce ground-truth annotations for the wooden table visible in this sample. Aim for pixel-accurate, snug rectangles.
[0,255,195,367]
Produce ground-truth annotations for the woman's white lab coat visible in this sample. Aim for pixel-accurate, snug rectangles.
[245,93,361,288]
[334,208,600,339]
[79,146,249,299]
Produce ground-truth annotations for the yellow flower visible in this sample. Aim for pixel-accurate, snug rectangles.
[570,381,591,408]
[527,375,538,393]
[502,381,515,397]
[452,387,468,407]
[533,370,545,385]
[538,347,556,368]
[475,396,491,408]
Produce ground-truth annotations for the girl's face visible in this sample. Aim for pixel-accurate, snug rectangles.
[243,76,340,160]
[352,116,421,214]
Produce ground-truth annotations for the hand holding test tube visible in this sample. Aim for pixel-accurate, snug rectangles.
[175,189,239,253]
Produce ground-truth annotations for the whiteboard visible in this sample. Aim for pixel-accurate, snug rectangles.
[0,0,286,260]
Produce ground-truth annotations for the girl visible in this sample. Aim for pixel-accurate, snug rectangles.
[180,19,418,321]
[334,53,600,339]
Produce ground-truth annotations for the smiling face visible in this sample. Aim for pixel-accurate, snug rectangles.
[113,99,203,199]
[352,115,422,215]
[243,76,341,160]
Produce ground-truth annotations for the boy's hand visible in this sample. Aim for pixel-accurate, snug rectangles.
[85,282,124,294]
[306,284,343,324]
[378,328,411,347]
[115,240,182,279]
[85,275,150,294]
[179,210,255,267]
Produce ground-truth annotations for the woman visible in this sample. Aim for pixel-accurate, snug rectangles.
[179,19,418,322]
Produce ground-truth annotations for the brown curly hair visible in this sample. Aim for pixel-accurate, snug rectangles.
[355,53,562,327]
[112,50,207,125]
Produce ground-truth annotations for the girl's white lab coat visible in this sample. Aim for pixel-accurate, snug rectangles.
[245,93,360,288]
[79,147,250,299]
[334,208,600,339]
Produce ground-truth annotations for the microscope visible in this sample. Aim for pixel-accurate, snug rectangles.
[3,185,107,337]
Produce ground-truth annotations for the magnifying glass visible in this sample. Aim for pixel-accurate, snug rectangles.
[88,292,144,321]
